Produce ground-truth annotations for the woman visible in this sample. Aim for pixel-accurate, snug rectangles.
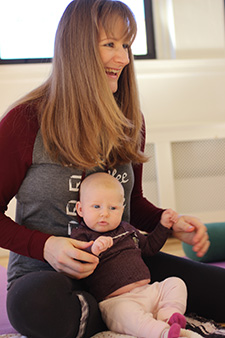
[0,1,220,337]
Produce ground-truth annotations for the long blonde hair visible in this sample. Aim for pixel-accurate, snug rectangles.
[12,0,147,169]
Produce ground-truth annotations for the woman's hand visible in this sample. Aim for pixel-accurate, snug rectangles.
[172,215,210,257]
[43,236,99,279]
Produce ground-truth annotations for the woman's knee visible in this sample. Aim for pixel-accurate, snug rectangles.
[7,271,82,338]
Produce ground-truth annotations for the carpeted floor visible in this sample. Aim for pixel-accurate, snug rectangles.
[186,314,225,337]
[0,335,23,338]
[1,316,225,338]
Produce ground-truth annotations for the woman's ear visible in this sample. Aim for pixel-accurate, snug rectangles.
[76,201,83,217]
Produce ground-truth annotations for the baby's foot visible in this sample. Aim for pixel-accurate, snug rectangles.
[168,313,186,329]
[161,323,181,338]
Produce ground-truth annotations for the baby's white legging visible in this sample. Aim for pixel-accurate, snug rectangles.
[99,277,187,338]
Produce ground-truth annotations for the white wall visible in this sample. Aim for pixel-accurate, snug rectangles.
[135,58,225,129]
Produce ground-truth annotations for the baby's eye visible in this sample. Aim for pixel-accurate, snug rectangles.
[93,205,100,209]
[109,206,116,210]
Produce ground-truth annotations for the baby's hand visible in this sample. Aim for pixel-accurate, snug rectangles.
[91,236,113,256]
[161,209,179,229]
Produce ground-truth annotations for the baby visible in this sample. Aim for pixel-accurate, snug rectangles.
[71,172,187,338]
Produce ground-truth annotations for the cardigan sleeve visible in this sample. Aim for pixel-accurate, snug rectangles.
[130,118,164,233]
[138,222,171,256]
[0,105,51,260]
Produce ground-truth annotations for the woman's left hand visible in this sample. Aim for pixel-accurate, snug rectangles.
[172,215,210,257]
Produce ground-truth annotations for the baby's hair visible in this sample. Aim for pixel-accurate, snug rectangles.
[80,172,124,202]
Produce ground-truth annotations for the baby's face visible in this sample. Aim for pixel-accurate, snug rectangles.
[79,186,124,232]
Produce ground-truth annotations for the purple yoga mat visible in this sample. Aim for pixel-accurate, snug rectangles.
[208,260,225,268]
[0,264,17,334]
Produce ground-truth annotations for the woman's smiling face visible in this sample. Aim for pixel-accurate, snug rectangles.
[98,17,130,93]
